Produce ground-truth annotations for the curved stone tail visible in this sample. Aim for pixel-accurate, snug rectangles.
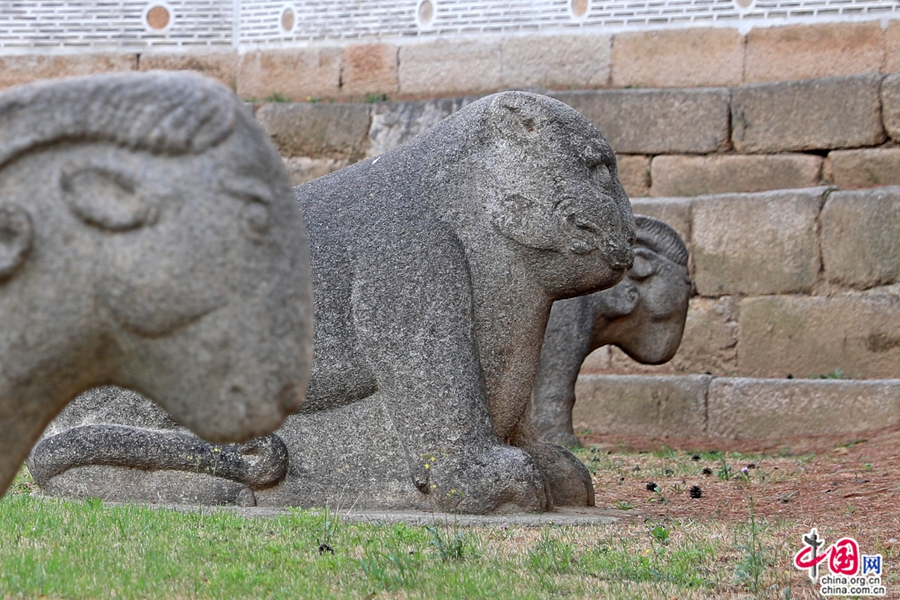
[27,425,288,489]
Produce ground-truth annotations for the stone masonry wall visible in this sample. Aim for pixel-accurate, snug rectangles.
[249,71,900,381]
[5,20,900,102]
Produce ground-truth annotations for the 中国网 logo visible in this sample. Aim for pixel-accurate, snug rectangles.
[793,528,886,597]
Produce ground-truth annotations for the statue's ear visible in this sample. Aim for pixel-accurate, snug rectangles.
[602,280,640,318]
[0,203,33,281]
[60,163,151,231]
[488,93,551,139]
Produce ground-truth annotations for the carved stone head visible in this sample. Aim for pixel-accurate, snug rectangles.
[0,71,312,444]
[600,215,691,364]
[479,92,636,296]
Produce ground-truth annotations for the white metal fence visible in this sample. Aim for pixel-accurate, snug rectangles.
[0,0,897,55]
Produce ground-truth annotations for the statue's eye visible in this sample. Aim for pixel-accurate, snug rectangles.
[591,163,612,189]
[241,200,271,239]
[629,253,656,280]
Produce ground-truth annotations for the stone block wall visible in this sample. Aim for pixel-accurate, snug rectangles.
[255,72,900,202]
[6,20,900,104]
[244,74,900,381]
[573,375,900,447]
[605,188,900,380]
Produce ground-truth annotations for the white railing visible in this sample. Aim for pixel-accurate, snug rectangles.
[0,0,896,55]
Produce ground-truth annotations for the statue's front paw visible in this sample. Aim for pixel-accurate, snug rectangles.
[429,445,550,514]
[524,441,594,507]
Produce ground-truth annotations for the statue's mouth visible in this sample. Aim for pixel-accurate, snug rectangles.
[562,212,634,271]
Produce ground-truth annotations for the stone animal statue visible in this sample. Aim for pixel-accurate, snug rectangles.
[277,90,634,513]
[29,91,633,514]
[0,71,313,498]
[532,216,691,448]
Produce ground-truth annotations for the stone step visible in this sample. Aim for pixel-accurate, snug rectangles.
[573,374,900,448]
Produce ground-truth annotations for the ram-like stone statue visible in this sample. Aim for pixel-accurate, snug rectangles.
[532,216,691,448]
[0,71,313,497]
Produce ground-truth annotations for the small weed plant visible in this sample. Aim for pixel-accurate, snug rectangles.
[426,524,467,561]
[262,92,291,103]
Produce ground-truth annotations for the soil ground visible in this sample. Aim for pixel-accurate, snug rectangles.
[580,426,900,597]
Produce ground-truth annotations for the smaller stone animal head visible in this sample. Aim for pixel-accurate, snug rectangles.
[596,216,691,364]
[0,71,312,445]
[478,92,635,296]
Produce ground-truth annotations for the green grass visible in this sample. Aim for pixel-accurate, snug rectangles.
[0,462,817,599]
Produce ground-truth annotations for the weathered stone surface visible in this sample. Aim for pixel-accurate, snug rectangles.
[611,28,743,88]
[616,155,651,198]
[237,48,341,101]
[139,51,238,89]
[572,374,711,439]
[707,378,900,441]
[0,54,136,90]
[44,466,259,506]
[629,197,692,252]
[885,22,900,74]
[501,34,611,89]
[398,38,502,96]
[650,154,822,197]
[821,186,900,288]
[0,72,313,497]
[30,92,636,514]
[367,97,478,158]
[283,157,353,186]
[340,43,399,96]
[255,102,371,160]
[581,347,612,373]
[825,148,900,189]
[879,74,900,143]
[732,74,886,153]
[553,88,730,154]
[691,188,824,296]
[672,296,739,375]
[28,387,289,504]
[738,292,900,378]
[745,22,885,84]
[608,296,739,377]
[533,217,691,447]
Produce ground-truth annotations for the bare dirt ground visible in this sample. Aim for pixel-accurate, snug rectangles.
[580,426,900,597]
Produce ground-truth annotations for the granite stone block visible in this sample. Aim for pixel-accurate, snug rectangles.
[650,154,822,197]
[553,88,731,155]
[745,22,885,83]
[612,28,743,88]
[707,378,900,441]
[732,74,885,153]
[825,148,900,189]
[572,374,711,439]
[501,34,611,89]
[738,292,900,379]
[821,186,900,288]
[237,48,341,101]
[255,102,371,160]
[691,188,824,296]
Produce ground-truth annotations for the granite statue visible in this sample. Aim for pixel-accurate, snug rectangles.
[0,71,313,498]
[30,91,634,514]
[532,216,691,448]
